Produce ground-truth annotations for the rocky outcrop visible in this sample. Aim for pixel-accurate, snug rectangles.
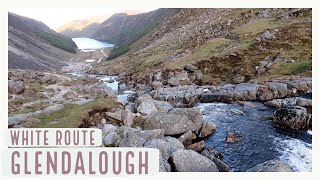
[265,97,312,108]
[246,160,292,172]
[150,77,311,105]
[273,106,312,130]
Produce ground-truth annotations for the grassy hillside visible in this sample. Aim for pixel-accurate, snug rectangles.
[37,31,77,53]
[92,9,311,85]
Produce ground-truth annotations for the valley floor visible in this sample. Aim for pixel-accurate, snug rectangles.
[8,47,312,172]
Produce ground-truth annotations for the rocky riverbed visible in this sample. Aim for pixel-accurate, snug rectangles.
[8,44,312,172]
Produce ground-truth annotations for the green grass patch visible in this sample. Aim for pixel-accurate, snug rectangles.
[269,61,311,77]
[32,98,116,128]
[37,31,77,53]
[233,18,280,36]
[166,38,230,70]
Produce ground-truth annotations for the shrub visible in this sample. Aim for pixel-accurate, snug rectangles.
[37,31,77,53]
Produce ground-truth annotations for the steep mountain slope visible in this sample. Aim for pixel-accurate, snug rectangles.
[8,12,77,71]
[56,10,145,38]
[92,9,179,60]
[90,8,311,86]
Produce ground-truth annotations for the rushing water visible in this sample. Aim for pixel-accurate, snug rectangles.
[72,38,114,51]
[195,101,312,172]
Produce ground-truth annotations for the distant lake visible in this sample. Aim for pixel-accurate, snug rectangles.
[72,38,114,51]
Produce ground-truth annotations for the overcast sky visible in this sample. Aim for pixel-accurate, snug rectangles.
[9,8,157,29]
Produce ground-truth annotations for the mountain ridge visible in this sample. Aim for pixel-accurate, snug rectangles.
[8,12,77,71]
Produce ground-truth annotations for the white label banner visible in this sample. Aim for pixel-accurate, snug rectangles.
[4,148,159,176]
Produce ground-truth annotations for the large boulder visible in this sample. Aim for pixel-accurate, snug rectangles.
[171,149,219,172]
[273,106,312,130]
[168,108,203,130]
[144,136,184,160]
[137,94,158,115]
[8,80,25,94]
[145,113,197,135]
[246,160,292,172]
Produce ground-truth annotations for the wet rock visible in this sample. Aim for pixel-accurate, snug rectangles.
[152,100,173,113]
[186,140,205,152]
[203,147,224,160]
[273,106,312,130]
[246,160,292,172]
[201,149,229,172]
[199,120,216,138]
[171,149,219,172]
[8,80,25,94]
[178,130,193,146]
[121,110,135,127]
[226,131,241,143]
[106,79,114,83]
[184,64,199,72]
[145,112,197,135]
[144,136,184,160]
[168,108,203,130]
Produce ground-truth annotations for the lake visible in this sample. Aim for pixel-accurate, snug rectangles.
[72,38,114,51]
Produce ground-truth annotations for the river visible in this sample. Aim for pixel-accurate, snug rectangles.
[70,37,312,172]
[196,100,312,172]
